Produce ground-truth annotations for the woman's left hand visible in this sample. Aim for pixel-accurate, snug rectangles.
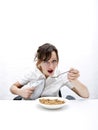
[67,68,80,81]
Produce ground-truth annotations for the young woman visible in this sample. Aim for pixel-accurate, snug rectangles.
[10,43,89,100]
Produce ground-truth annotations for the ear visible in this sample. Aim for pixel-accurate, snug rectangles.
[38,64,41,68]
[36,60,41,67]
[36,61,42,71]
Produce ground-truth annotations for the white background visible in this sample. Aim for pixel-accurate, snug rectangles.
[0,0,98,99]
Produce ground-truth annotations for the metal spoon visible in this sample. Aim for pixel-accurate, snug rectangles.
[51,71,69,78]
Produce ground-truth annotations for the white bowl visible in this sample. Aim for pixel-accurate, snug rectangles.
[37,97,69,109]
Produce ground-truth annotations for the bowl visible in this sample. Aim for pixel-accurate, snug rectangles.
[37,97,69,109]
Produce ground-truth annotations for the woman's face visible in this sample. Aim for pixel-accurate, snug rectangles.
[40,51,58,78]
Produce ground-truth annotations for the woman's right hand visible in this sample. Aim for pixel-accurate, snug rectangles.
[19,87,35,99]
[10,81,35,99]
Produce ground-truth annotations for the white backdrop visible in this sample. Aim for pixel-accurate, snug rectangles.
[0,0,97,99]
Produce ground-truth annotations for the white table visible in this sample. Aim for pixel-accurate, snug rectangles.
[0,99,98,130]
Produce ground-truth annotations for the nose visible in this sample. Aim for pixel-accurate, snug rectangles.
[48,62,54,68]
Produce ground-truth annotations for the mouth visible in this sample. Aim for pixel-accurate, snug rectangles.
[48,70,54,74]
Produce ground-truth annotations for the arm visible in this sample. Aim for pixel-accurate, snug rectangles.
[67,68,89,98]
[10,82,35,99]
[70,79,89,98]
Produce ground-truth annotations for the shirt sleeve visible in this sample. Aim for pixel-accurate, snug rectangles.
[18,70,36,85]
[65,81,74,89]
[60,74,74,89]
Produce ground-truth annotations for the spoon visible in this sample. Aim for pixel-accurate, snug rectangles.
[51,71,69,78]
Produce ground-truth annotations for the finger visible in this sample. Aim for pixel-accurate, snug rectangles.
[30,87,35,90]
[29,91,34,94]
[68,74,80,80]
[69,73,80,77]
[69,73,79,76]
[26,87,35,93]
[69,69,79,74]
[69,68,74,72]
[29,87,35,91]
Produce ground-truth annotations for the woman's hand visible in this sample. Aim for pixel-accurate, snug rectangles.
[67,68,80,81]
[10,81,36,99]
[19,87,35,99]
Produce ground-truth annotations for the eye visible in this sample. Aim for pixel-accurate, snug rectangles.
[52,60,58,64]
[43,61,48,64]
[43,61,50,65]
[52,60,57,63]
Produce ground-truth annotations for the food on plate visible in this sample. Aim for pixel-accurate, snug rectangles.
[39,98,65,105]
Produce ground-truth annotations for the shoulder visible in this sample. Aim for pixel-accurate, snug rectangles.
[24,65,45,80]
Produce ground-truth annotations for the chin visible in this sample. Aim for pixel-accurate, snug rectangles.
[49,73,54,76]
[46,73,52,77]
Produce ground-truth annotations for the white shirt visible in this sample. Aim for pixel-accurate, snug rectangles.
[18,66,73,100]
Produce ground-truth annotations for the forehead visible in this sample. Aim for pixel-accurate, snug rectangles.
[49,51,57,60]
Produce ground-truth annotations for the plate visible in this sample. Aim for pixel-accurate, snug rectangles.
[37,97,69,109]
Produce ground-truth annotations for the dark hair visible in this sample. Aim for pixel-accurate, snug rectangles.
[34,43,59,62]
